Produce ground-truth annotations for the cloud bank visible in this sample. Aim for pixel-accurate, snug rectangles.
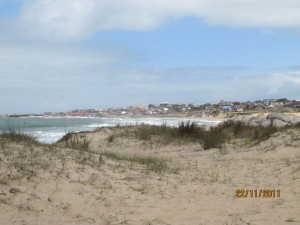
[7,0,300,41]
[1,46,299,113]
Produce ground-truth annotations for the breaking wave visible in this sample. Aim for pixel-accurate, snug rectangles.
[0,117,221,144]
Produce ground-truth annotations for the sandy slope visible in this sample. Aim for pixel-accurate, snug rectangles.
[0,127,300,225]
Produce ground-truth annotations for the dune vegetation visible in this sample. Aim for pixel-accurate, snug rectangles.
[1,120,300,224]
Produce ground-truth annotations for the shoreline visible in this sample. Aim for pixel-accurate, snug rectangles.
[0,114,226,122]
[0,116,223,144]
[2,110,299,122]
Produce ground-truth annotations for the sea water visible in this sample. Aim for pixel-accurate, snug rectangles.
[0,117,221,144]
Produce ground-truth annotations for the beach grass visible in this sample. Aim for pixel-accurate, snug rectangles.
[99,151,169,173]
[219,120,278,143]
[0,126,39,145]
[133,120,300,149]
[201,126,226,150]
[134,121,223,149]
[2,120,300,152]
[135,123,176,141]
[57,133,90,152]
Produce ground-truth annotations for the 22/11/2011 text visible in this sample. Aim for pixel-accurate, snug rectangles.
[236,189,280,198]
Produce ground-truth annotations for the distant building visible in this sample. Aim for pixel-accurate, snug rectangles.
[219,100,233,106]
[148,104,156,109]
[262,99,277,106]
[245,101,256,110]
[223,106,232,111]
[205,105,216,112]
[44,112,54,115]
[274,103,284,109]
[172,104,187,112]
[234,105,244,112]
[160,102,170,108]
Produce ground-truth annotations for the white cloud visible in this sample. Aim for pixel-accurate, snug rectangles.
[4,0,300,41]
[0,48,299,113]
[0,41,127,94]
[0,44,115,67]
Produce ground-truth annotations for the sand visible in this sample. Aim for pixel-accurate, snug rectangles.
[0,126,300,225]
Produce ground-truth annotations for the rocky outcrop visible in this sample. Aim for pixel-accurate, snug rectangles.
[229,113,300,128]
[272,119,289,128]
[248,116,270,126]
[267,113,300,124]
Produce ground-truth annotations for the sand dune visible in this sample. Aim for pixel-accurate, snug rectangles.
[0,125,300,225]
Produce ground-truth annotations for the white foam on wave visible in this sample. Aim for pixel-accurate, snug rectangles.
[86,123,113,128]
[43,116,97,119]
[23,117,222,144]
[103,117,221,127]
[29,131,66,144]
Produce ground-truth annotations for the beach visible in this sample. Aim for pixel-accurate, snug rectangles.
[0,117,300,225]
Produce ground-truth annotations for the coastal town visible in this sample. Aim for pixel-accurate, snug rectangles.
[2,98,300,118]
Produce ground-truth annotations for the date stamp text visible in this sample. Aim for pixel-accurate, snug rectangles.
[236,189,280,198]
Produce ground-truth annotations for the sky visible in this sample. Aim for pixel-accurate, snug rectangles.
[0,0,300,114]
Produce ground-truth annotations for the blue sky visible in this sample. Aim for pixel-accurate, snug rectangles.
[0,0,300,114]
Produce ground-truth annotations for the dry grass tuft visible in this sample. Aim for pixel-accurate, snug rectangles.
[58,133,90,152]
[0,126,39,145]
[100,151,169,173]
[132,120,300,150]
[201,126,225,150]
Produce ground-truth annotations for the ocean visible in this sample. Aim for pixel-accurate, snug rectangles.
[0,117,221,144]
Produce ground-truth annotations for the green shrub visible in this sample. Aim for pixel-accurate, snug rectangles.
[201,126,225,150]
[177,121,201,138]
